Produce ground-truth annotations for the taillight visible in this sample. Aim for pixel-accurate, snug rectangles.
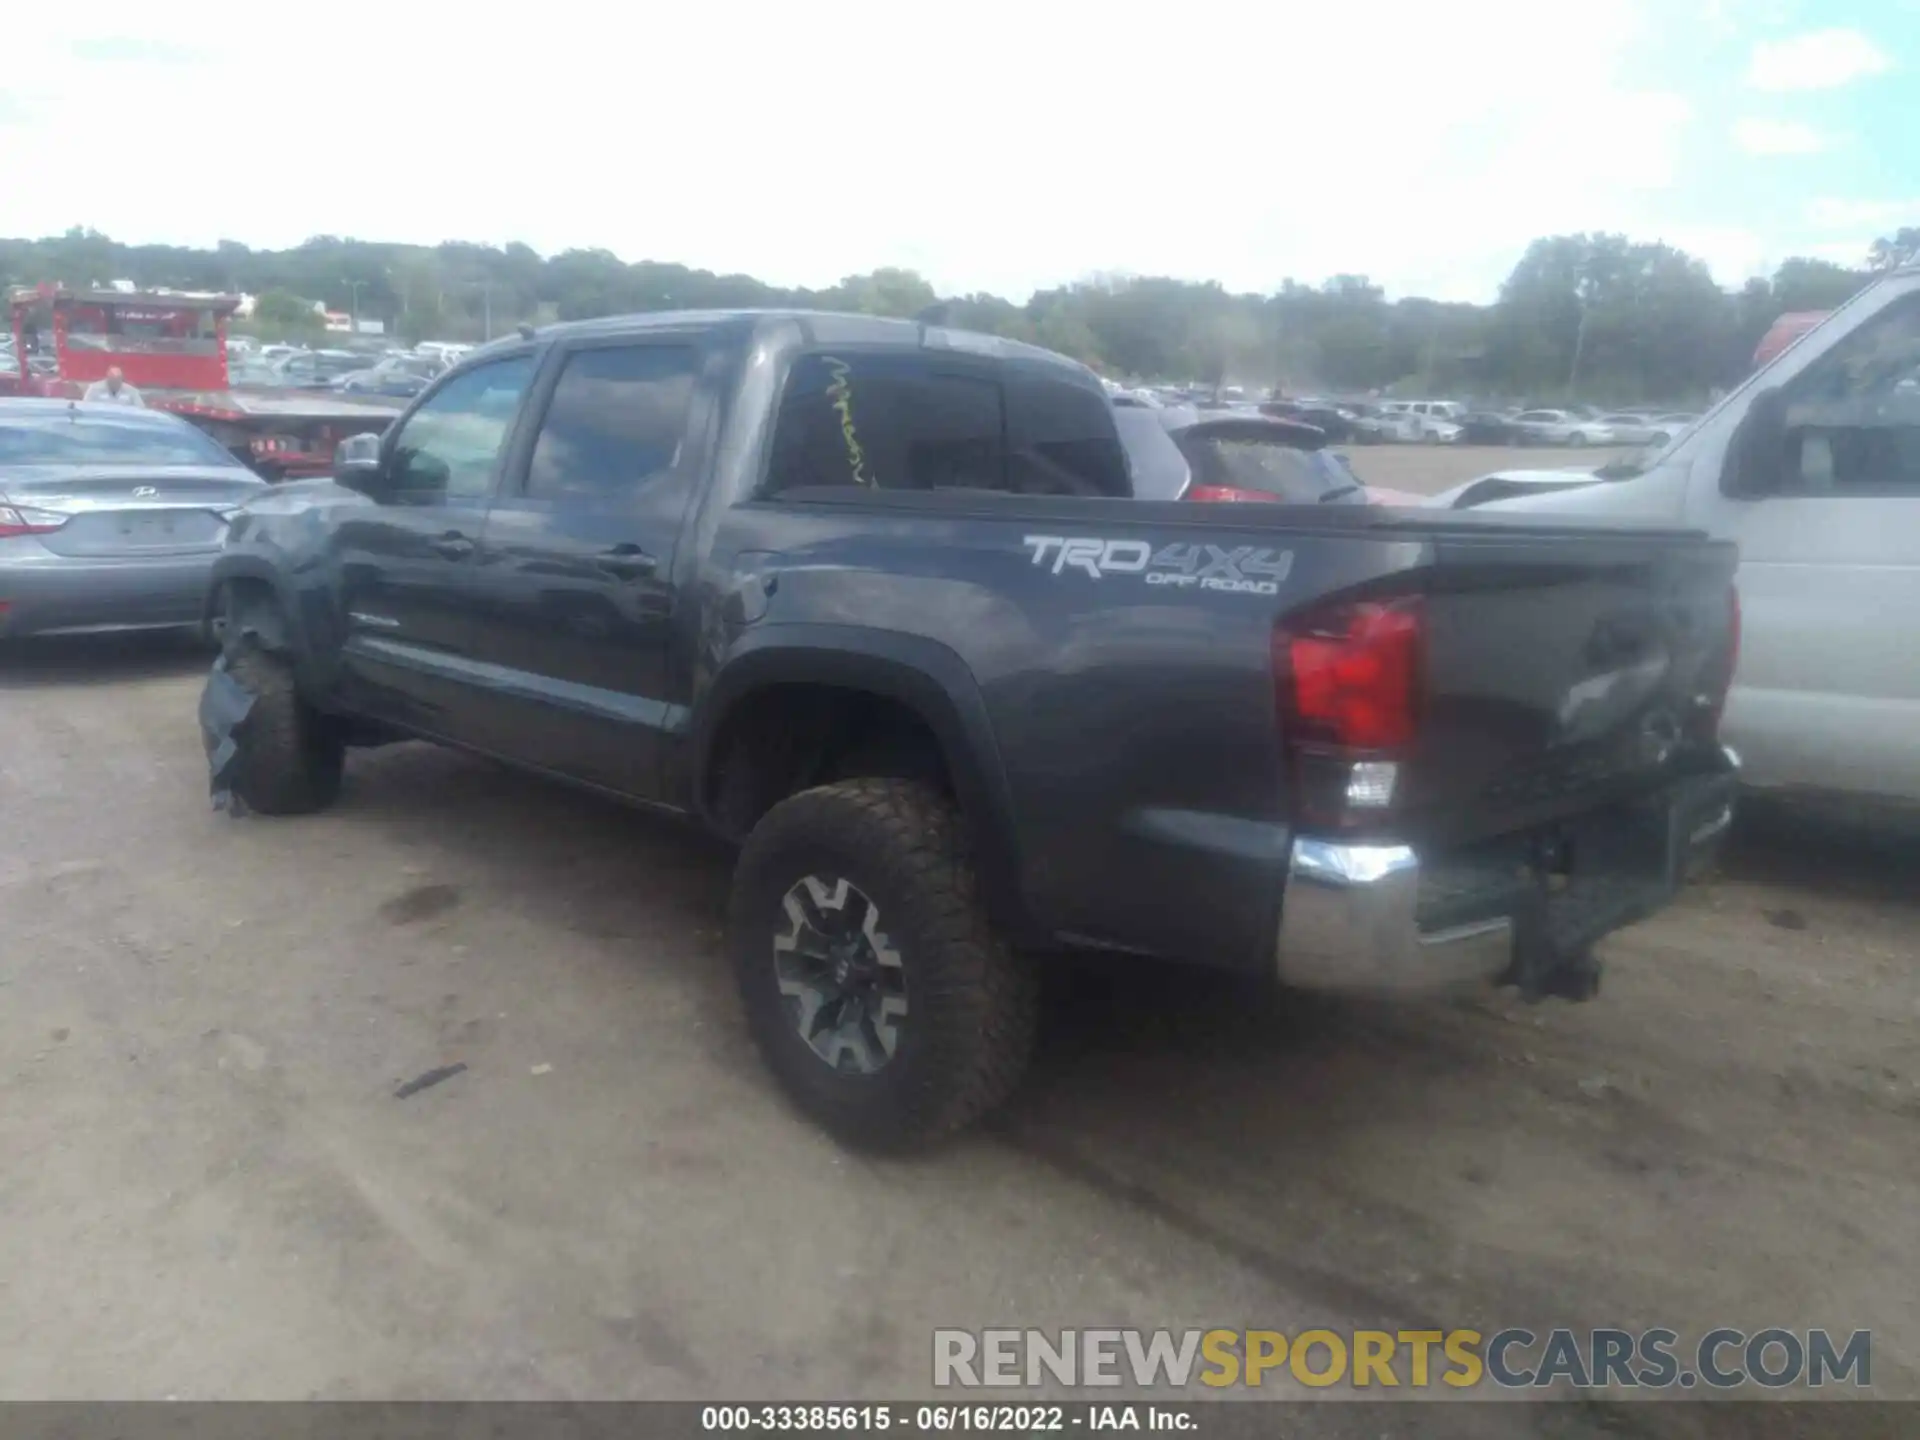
[0,503,67,539]
[1276,597,1425,821]
[1186,484,1283,504]
[1283,600,1423,750]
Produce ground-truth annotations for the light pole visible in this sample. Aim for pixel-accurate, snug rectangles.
[342,278,368,336]
[1567,300,1591,398]
[449,280,494,341]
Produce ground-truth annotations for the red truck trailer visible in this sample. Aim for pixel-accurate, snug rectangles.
[1752,310,1830,370]
[3,283,403,480]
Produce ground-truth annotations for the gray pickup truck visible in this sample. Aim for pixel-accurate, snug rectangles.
[202,310,1741,1148]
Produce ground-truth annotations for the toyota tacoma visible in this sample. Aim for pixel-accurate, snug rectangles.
[202,310,1741,1148]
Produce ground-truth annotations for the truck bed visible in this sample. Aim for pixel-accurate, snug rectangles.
[709,486,1739,968]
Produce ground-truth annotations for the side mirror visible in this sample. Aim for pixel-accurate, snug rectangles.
[333,432,389,497]
[1720,386,1787,498]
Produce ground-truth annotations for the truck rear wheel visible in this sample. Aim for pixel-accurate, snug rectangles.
[222,641,345,814]
[729,778,1038,1150]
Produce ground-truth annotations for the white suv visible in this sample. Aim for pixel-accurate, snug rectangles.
[1380,400,1466,443]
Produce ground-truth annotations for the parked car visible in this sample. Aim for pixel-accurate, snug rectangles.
[1647,412,1701,444]
[1375,400,1463,443]
[1596,413,1664,446]
[1454,410,1526,445]
[1259,398,1355,443]
[1594,413,1698,447]
[334,356,441,398]
[229,357,291,388]
[0,400,267,639]
[1114,405,1370,504]
[204,309,1740,1149]
[1509,409,1620,446]
[1452,261,1920,819]
[1344,401,1419,444]
[271,350,372,388]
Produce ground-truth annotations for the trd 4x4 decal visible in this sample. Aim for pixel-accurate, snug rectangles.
[1022,535,1294,596]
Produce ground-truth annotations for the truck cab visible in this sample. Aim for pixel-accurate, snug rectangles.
[1480,265,1920,816]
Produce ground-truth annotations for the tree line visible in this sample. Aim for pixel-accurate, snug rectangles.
[5,224,1915,405]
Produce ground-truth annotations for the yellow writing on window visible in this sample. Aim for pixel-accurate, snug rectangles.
[822,356,874,486]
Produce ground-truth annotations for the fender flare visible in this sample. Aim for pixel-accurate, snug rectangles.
[689,624,1040,944]
[202,553,342,695]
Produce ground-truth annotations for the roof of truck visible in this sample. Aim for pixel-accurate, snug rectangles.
[478,308,1100,384]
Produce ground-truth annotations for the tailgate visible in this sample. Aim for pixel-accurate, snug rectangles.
[1395,528,1739,847]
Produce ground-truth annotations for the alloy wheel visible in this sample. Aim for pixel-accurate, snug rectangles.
[772,875,908,1075]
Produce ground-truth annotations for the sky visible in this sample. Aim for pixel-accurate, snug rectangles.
[2,0,1914,303]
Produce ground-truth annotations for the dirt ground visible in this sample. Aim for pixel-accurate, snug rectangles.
[2,492,1915,1431]
[1342,443,1637,496]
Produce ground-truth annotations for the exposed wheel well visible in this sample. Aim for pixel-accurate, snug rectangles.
[215,575,291,651]
[704,684,955,841]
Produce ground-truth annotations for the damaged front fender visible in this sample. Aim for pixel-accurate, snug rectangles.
[198,654,257,815]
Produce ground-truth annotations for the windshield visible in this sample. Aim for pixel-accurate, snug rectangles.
[1176,428,1361,502]
[0,414,245,467]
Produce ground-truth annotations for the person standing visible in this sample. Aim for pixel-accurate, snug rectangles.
[82,366,145,406]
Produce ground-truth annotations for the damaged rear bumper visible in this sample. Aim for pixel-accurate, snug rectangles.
[1275,748,1739,995]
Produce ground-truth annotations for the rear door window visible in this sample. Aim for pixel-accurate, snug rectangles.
[1003,370,1131,497]
[765,351,1006,494]
[525,344,700,505]
[764,351,1131,499]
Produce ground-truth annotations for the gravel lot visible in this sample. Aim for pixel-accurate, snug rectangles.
[3,452,1914,1430]
[1343,443,1637,497]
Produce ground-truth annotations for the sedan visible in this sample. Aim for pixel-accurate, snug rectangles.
[1509,409,1619,446]
[0,400,266,639]
[1455,411,1525,445]
[1596,413,1677,446]
[272,350,376,388]
[334,356,442,398]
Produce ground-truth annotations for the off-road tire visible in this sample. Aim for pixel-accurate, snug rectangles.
[224,641,344,814]
[730,778,1038,1150]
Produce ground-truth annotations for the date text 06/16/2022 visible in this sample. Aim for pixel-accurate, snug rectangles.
[700,1404,1191,1432]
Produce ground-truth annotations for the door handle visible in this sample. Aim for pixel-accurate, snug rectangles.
[596,542,657,581]
[430,531,474,560]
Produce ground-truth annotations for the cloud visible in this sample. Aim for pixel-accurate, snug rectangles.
[1655,226,1772,283]
[0,0,1703,303]
[1732,117,1827,154]
[1800,240,1874,266]
[1746,28,1893,90]
[69,36,203,63]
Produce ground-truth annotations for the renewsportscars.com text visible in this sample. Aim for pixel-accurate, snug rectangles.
[933,1327,1871,1391]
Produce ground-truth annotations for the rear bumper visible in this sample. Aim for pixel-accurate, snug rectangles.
[0,549,218,637]
[1275,749,1740,994]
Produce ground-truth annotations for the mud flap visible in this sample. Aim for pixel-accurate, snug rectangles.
[198,654,256,816]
